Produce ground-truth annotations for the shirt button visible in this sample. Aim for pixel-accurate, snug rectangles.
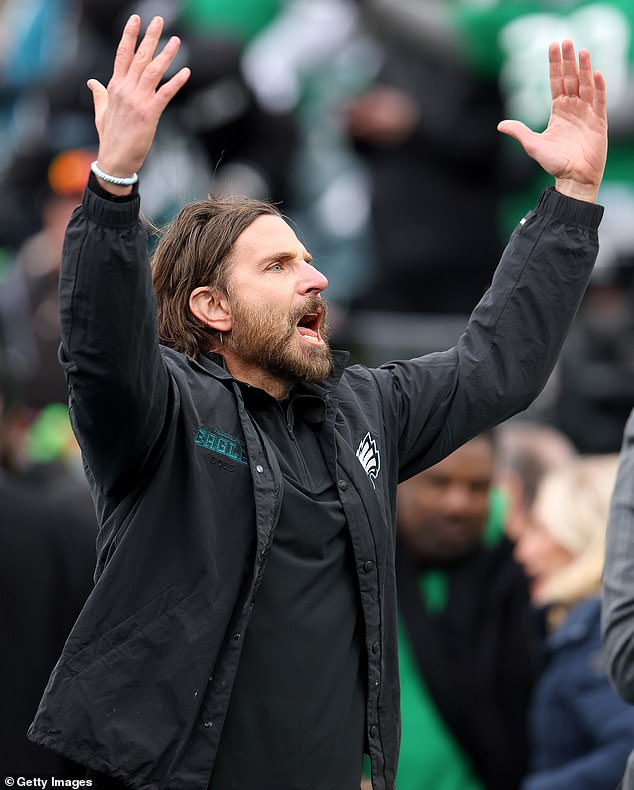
[370,725,378,738]
[256,465,264,474]
[203,720,213,729]
[233,632,241,641]
[372,642,379,654]
[338,480,348,491]
[363,560,374,572]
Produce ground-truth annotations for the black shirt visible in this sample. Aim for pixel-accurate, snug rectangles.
[209,388,366,789]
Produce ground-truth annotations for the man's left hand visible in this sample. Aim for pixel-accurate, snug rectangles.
[498,40,607,203]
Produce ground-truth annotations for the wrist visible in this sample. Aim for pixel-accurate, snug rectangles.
[91,159,138,196]
[554,178,599,204]
[88,172,137,202]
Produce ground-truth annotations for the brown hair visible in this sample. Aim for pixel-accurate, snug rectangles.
[151,196,281,358]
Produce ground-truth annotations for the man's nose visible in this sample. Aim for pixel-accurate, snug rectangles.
[443,485,471,515]
[300,261,328,295]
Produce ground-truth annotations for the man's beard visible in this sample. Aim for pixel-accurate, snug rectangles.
[225,293,333,384]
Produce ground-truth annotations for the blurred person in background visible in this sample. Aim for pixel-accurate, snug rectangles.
[514,455,634,790]
[0,146,93,412]
[602,406,634,790]
[0,46,100,770]
[554,263,634,453]
[0,353,97,779]
[345,0,505,318]
[26,15,607,790]
[494,421,577,541]
[603,407,634,699]
[391,433,539,790]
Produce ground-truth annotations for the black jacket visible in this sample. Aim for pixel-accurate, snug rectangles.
[28,184,602,789]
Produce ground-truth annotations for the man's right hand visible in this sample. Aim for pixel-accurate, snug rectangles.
[87,15,191,195]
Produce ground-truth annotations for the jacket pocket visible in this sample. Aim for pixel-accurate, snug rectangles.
[63,584,183,676]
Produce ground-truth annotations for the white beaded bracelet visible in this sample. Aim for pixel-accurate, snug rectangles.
[91,160,139,186]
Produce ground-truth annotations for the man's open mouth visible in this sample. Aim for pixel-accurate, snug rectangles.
[296,308,325,346]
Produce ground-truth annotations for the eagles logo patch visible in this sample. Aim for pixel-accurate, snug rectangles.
[356,432,381,488]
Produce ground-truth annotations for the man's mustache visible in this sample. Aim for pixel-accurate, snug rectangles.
[289,295,329,331]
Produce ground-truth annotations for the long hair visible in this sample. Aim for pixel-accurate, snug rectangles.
[534,454,619,609]
[151,196,281,358]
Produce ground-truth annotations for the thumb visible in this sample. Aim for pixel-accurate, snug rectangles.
[497,119,535,150]
[87,79,108,120]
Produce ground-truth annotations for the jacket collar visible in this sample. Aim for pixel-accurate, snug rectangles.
[291,349,349,397]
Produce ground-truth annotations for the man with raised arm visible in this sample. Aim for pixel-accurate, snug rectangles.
[28,14,607,790]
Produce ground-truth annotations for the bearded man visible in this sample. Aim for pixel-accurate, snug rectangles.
[28,14,607,790]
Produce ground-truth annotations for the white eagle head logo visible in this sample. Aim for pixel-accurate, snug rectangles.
[356,432,381,488]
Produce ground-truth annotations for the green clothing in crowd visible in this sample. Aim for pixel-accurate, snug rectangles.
[181,0,282,42]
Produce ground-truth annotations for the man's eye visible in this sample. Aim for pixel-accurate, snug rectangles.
[268,263,284,272]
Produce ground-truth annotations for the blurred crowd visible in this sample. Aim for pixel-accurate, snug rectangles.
[2,0,634,786]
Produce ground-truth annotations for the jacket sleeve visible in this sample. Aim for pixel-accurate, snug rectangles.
[602,407,634,702]
[59,181,171,498]
[371,188,603,482]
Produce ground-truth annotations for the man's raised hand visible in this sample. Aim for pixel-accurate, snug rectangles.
[498,40,607,204]
[87,15,191,195]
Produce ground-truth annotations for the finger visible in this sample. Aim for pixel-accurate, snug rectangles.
[561,39,579,96]
[138,35,182,94]
[549,41,564,100]
[127,16,164,82]
[578,49,594,104]
[111,15,140,82]
[593,70,607,120]
[87,79,108,121]
[497,119,538,155]
[155,67,191,112]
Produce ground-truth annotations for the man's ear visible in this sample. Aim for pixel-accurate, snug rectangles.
[189,286,232,333]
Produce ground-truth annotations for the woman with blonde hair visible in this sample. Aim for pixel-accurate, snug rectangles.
[514,455,634,789]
